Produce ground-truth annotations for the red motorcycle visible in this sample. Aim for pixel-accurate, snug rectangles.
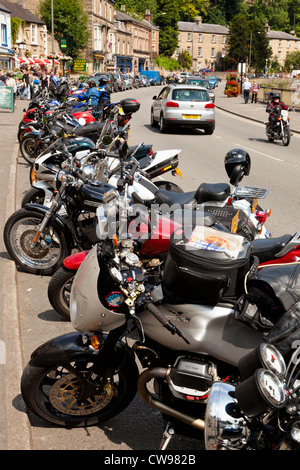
[48,208,300,319]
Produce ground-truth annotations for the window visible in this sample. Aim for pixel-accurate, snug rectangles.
[172,88,208,102]
[187,46,191,54]
[211,48,215,57]
[279,39,282,47]
[94,25,102,50]
[1,24,7,46]
[222,35,226,44]
[175,47,179,56]
[31,24,38,44]
[222,48,225,58]
[198,47,202,57]
[198,34,202,42]
[188,32,192,41]
[295,41,298,49]
[211,35,216,43]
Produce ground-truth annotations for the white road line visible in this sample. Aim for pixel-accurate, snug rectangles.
[233,143,283,162]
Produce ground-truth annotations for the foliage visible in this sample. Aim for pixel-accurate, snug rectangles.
[154,55,180,71]
[39,0,89,59]
[226,14,272,73]
[155,0,180,57]
[284,51,300,72]
[224,73,240,97]
[11,18,26,44]
[178,50,192,69]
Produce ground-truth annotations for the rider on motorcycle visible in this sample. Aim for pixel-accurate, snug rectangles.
[266,92,290,134]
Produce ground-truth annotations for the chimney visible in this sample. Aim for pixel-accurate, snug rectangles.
[264,22,270,33]
[145,9,151,22]
[195,16,202,26]
[121,5,126,12]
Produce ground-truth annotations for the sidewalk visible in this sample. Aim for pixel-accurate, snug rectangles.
[214,82,300,134]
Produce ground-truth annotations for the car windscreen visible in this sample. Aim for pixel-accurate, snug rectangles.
[186,80,210,89]
[172,88,208,101]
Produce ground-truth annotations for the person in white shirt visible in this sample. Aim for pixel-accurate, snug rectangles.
[242,77,251,103]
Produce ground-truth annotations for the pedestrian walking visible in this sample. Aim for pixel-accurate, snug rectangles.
[242,78,251,103]
[251,80,259,103]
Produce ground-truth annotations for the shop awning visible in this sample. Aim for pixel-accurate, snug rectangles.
[14,57,60,66]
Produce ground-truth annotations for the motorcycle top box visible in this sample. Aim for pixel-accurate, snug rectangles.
[120,98,140,114]
[162,226,252,304]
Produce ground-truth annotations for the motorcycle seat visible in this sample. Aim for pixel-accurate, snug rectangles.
[171,209,217,227]
[195,182,230,204]
[155,189,196,207]
[251,234,292,263]
[73,121,104,135]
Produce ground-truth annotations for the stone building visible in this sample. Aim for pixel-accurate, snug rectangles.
[174,17,229,71]
[1,0,48,67]
[265,23,300,69]
[0,2,13,69]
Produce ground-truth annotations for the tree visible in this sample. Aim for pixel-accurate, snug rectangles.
[155,0,180,57]
[226,14,272,73]
[39,0,89,59]
[284,51,300,71]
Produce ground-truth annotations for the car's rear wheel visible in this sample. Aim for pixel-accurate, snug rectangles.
[204,125,215,135]
[151,109,158,128]
[159,114,169,133]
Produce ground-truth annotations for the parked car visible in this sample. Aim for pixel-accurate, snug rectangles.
[139,75,151,87]
[122,73,133,90]
[207,76,222,87]
[93,72,118,92]
[150,84,215,134]
[112,73,126,91]
[185,77,215,102]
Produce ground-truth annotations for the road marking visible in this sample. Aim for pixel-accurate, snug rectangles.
[233,143,283,161]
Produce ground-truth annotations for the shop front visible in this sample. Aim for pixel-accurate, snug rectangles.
[116,56,132,72]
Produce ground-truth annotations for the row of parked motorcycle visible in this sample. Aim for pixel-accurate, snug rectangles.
[4,79,300,450]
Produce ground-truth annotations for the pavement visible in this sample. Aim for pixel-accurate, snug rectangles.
[214,82,300,134]
[0,86,299,451]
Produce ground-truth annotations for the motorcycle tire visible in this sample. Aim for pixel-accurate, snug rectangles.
[21,187,46,207]
[48,266,75,319]
[282,127,291,146]
[21,350,139,427]
[3,208,69,275]
[20,135,39,165]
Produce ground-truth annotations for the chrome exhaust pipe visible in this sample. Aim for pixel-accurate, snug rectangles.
[137,367,205,431]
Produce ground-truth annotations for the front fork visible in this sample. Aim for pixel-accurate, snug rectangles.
[31,189,62,246]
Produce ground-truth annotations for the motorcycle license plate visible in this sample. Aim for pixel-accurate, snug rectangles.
[183,114,200,119]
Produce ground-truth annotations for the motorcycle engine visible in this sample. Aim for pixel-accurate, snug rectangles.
[166,356,217,402]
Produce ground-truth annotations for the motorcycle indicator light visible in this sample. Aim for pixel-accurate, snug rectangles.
[255,209,271,224]
[90,335,100,349]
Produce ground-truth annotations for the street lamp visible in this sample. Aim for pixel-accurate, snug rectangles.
[18,41,26,57]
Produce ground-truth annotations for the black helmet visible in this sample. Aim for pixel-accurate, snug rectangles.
[272,92,280,101]
[224,149,251,185]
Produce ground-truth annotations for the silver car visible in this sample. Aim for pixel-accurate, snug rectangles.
[185,77,215,102]
[122,73,133,90]
[151,84,215,134]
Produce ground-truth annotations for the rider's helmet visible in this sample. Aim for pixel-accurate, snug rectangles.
[224,149,251,185]
[272,92,280,101]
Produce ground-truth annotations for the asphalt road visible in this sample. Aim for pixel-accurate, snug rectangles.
[2,86,300,451]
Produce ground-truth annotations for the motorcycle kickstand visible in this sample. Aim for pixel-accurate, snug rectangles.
[158,422,175,450]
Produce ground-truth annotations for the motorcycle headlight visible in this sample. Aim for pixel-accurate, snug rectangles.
[204,382,249,450]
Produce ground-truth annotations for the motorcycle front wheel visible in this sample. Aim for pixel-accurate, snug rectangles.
[20,135,39,164]
[21,353,138,427]
[282,126,291,146]
[4,208,69,275]
[48,266,75,319]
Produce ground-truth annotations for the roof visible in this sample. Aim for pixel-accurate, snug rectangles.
[0,0,45,24]
[178,21,229,34]
[267,30,300,41]
[0,2,11,13]
[115,10,156,30]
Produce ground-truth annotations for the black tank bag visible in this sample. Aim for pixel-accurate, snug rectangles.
[162,226,252,304]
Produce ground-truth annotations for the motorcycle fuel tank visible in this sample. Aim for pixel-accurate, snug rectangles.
[138,289,264,366]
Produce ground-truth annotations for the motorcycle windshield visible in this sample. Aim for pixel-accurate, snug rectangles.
[38,137,70,157]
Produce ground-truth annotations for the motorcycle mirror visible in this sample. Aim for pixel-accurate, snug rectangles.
[119,141,128,158]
